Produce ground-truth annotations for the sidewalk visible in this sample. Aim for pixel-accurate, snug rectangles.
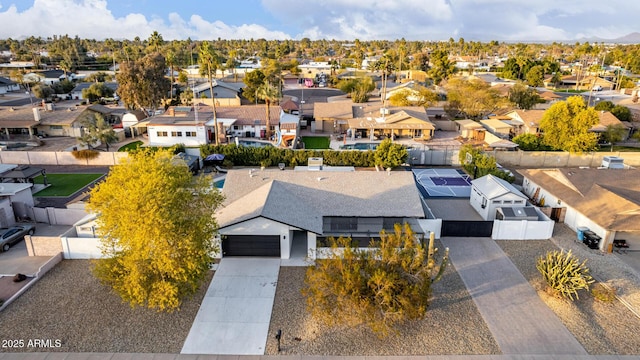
[440,237,587,355]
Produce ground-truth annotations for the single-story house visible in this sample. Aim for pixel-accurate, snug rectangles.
[69,82,118,100]
[215,169,425,259]
[0,76,20,94]
[503,109,546,135]
[470,174,529,221]
[314,101,435,139]
[480,119,513,139]
[519,168,640,251]
[455,119,485,140]
[189,80,242,106]
[590,111,632,140]
[23,70,68,85]
[0,105,84,139]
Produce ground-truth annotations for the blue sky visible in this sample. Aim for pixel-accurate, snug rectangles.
[0,0,638,42]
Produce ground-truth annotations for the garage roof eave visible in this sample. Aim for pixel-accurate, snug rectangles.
[218,215,321,235]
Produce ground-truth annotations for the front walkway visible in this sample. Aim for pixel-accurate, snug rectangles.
[440,237,587,355]
[181,258,281,355]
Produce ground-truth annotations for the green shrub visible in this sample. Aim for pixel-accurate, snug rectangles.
[591,283,616,302]
[536,249,594,300]
[72,149,100,160]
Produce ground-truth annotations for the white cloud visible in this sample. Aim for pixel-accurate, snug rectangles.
[0,0,290,40]
[0,0,638,41]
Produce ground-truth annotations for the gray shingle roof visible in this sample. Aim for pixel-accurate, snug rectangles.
[217,169,424,232]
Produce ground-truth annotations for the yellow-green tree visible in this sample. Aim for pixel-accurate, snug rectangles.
[540,96,599,153]
[303,224,448,336]
[88,149,224,311]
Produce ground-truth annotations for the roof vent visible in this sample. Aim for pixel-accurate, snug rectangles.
[33,108,41,121]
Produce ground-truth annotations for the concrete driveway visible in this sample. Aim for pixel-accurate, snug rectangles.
[0,238,52,276]
[181,257,280,355]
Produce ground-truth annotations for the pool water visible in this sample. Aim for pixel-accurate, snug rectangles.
[214,179,225,188]
[340,142,379,150]
[238,140,274,148]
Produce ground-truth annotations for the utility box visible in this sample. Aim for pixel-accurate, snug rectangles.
[601,156,624,169]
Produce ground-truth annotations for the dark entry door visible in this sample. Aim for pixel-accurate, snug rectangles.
[441,221,493,237]
[222,235,281,257]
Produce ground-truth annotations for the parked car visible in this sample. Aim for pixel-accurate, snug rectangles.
[0,225,35,252]
[592,85,603,91]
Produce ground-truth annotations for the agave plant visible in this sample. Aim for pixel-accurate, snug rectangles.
[536,249,594,300]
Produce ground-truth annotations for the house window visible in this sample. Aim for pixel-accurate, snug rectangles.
[514,200,524,204]
[327,217,358,231]
[503,200,513,204]
[185,131,196,137]
[383,217,404,230]
[492,200,501,204]
[233,125,240,130]
[171,131,182,137]
[157,131,168,137]
[50,125,63,130]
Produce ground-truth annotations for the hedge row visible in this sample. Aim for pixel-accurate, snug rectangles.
[200,144,376,168]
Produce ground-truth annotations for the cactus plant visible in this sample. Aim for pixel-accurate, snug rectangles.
[536,249,594,300]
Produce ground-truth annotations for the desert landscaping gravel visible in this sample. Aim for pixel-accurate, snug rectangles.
[0,260,212,353]
[265,240,500,355]
[496,224,640,355]
[1,224,639,355]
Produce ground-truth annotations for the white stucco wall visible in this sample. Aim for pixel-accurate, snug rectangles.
[148,125,208,147]
[61,237,103,259]
[523,177,610,250]
[220,217,303,259]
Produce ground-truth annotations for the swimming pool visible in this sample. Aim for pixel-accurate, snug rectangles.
[214,179,225,188]
[340,142,379,150]
[238,140,274,148]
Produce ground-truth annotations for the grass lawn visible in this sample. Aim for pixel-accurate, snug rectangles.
[596,145,640,152]
[118,141,144,152]
[33,173,103,197]
[302,136,330,149]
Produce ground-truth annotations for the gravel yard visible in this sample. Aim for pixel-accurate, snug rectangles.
[0,260,212,353]
[265,240,500,355]
[496,224,640,355]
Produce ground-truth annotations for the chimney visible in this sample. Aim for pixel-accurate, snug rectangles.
[33,108,41,121]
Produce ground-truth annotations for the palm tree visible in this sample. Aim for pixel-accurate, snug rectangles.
[148,31,164,53]
[199,41,220,144]
[166,49,176,104]
[256,80,280,141]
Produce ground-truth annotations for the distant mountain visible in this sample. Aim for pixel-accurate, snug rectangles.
[576,32,640,44]
[613,32,640,43]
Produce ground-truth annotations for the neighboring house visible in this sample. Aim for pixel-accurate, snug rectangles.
[215,169,425,259]
[519,168,640,251]
[480,119,513,139]
[0,105,84,138]
[146,104,217,147]
[0,183,35,227]
[190,80,242,106]
[470,174,529,221]
[455,119,485,140]
[590,111,632,141]
[503,109,546,135]
[547,75,615,91]
[314,101,435,139]
[23,70,68,85]
[145,104,284,146]
[452,56,490,71]
[0,76,20,94]
[70,82,118,100]
[505,109,630,140]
